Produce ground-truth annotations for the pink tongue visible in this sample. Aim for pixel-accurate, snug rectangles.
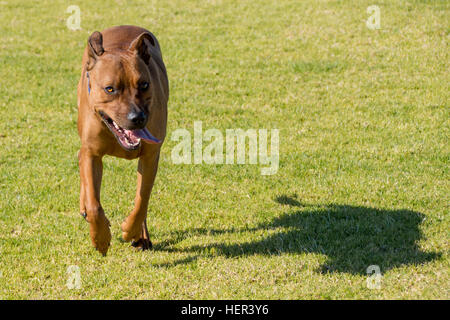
[131,128,161,144]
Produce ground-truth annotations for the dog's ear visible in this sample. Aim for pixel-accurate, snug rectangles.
[128,32,155,65]
[87,31,104,70]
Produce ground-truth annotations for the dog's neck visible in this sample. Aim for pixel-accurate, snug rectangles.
[86,71,91,95]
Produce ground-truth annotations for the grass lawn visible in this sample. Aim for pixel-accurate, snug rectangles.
[0,0,448,299]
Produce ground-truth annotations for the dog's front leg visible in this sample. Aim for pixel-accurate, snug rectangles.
[79,149,111,255]
[121,148,160,249]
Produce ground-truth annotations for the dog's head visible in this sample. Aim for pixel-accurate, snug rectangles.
[85,31,160,150]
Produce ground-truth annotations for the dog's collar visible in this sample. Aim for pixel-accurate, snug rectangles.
[86,71,91,95]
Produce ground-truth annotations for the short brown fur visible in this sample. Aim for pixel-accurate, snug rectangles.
[77,25,168,255]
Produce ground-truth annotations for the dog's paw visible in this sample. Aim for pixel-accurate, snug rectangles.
[131,238,152,251]
[89,214,112,256]
[121,217,142,242]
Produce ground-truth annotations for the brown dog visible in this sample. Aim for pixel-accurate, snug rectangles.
[77,25,168,255]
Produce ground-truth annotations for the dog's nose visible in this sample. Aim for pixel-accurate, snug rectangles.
[127,111,147,127]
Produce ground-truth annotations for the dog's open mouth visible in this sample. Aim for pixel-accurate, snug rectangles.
[99,111,160,151]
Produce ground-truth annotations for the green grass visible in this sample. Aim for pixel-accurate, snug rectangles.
[0,0,448,299]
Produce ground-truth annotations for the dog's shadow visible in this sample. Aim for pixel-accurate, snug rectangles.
[154,195,441,274]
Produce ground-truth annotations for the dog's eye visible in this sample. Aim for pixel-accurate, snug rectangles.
[139,82,149,91]
[104,86,115,94]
